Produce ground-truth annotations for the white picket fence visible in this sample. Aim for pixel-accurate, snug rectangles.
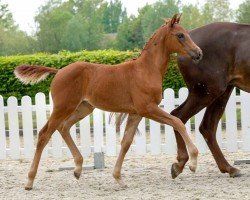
[0,88,250,160]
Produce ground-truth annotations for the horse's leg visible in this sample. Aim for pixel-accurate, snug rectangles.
[113,114,142,187]
[58,101,94,179]
[139,104,198,172]
[170,94,215,178]
[25,108,75,190]
[199,86,241,177]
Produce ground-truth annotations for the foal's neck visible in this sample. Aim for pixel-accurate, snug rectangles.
[136,28,171,76]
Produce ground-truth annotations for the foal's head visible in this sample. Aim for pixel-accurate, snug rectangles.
[161,14,203,63]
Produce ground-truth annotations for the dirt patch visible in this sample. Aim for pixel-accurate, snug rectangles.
[0,152,250,200]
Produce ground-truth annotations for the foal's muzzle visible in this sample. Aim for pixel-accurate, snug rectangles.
[189,48,203,64]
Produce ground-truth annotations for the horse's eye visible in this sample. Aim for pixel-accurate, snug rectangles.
[177,33,184,39]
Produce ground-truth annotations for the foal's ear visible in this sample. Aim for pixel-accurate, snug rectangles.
[170,13,181,27]
[176,13,182,24]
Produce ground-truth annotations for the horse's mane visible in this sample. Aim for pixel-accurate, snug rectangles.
[127,23,169,62]
[128,17,179,62]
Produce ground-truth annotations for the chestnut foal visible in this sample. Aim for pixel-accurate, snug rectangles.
[15,14,202,190]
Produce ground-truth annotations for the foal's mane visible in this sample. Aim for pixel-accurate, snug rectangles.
[129,23,168,61]
[132,15,181,61]
[140,24,167,54]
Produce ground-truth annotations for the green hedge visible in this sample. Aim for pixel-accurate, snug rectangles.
[0,50,185,101]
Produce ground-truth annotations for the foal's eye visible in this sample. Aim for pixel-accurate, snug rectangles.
[177,33,184,39]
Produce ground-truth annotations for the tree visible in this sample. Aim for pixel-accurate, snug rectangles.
[71,0,105,50]
[181,4,203,30]
[201,0,233,24]
[116,16,144,50]
[35,0,74,52]
[0,1,37,55]
[35,0,105,52]
[116,0,180,50]
[101,0,127,33]
[140,0,180,40]
[0,0,16,31]
[237,0,250,23]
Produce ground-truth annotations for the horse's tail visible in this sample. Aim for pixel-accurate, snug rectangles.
[109,113,140,134]
[14,65,59,85]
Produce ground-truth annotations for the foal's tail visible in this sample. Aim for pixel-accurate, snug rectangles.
[14,65,59,85]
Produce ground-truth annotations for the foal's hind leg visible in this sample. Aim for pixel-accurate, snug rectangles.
[113,114,142,187]
[58,101,94,179]
[25,109,74,190]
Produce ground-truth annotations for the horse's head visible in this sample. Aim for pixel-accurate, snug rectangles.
[164,14,203,63]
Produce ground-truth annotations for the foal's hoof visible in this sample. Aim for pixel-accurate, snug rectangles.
[74,171,81,180]
[113,175,127,188]
[171,163,182,179]
[116,179,128,188]
[229,168,242,178]
[25,186,33,191]
[189,164,197,173]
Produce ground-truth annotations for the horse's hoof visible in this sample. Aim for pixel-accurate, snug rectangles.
[74,171,81,180]
[189,162,197,172]
[189,165,196,172]
[229,168,242,178]
[120,183,128,189]
[171,163,182,179]
[114,177,127,188]
[25,186,33,191]
[117,179,127,188]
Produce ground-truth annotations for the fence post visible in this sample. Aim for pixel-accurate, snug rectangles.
[178,88,191,135]
[216,120,222,148]
[21,96,34,159]
[164,88,176,154]
[135,118,146,155]
[150,119,161,154]
[225,89,237,152]
[105,112,116,156]
[35,93,48,158]
[241,91,250,151]
[0,96,6,159]
[79,115,91,157]
[7,97,20,159]
[93,109,104,169]
[49,93,63,158]
[195,109,207,153]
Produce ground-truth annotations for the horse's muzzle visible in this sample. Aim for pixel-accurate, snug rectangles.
[189,49,203,64]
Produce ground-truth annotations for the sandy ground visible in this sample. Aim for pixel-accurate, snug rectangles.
[0,152,250,200]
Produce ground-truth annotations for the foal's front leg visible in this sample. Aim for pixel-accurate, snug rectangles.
[138,104,198,172]
[113,114,142,187]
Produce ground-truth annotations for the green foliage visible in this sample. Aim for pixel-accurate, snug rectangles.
[237,0,250,23]
[35,0,75,52]
[0,1,37,56]
[35,0,127,52]
[140,0,180,40]
[0,0,16,30]
[2,0,245,57]
[35,0,105,52]
[0,50,185,101]
[116,17,144,50]
[181,4,203,30]
[116,0,180,50]
[102,0,127,33]
[201,0,232,24]
[163,59,186,91]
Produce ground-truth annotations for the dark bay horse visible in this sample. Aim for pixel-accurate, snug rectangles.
[14,14,202,190]
[171,22,250,178]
